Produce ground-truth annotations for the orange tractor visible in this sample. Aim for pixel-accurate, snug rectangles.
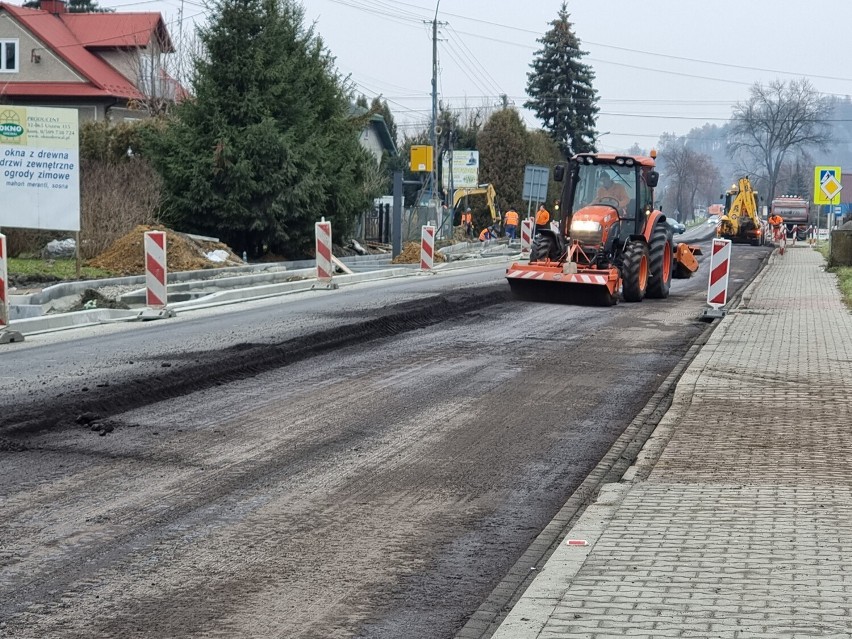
[506,152,701,305]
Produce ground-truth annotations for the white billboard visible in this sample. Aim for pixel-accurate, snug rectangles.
[442,150,479,190]
[0,106,81,232]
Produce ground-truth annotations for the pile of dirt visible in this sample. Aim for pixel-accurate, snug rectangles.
[88,225,244,275]
[391,242,446,265]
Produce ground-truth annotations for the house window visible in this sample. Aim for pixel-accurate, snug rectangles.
[0,39,18,73]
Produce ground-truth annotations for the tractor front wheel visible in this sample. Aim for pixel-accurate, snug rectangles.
[529,233,556,263]
[646,222,673,299]
[621,240,649,302]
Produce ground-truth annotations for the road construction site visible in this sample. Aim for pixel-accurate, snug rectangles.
[0,222,783,638]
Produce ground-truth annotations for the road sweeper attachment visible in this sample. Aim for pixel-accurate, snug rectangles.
[506,152,701,305]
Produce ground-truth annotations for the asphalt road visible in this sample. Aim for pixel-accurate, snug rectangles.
[0,233,771,638]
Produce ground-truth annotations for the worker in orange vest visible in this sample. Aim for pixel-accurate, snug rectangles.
[768,212,784,244]
[479,225,497,242]
[535,204,550,229]
[504,208,519,240]
[460,207,473,239]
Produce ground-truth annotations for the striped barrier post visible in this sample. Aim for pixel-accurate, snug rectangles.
[520,219,532,254]
[314,219,337,289]
[0,233,24,343]
[701,237,731,321]
[420,224,435,271]
[144,231,168,309]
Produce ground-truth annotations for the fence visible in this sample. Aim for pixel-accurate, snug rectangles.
[359,203,449,245]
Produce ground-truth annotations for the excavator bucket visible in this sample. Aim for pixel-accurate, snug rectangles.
[505,260,621,306]
[672,243,702,279]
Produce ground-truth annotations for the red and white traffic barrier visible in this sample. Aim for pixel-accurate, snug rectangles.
[707,238,731,307]
[315,219,333,284]
[144,230,168,309]
[706,237,731,309]
[520,219,533,254]
[421,224,435,271]
[1,233,24,343]
[0,233,9,328]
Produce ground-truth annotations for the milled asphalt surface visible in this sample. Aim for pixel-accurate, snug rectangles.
[490,244,852,638]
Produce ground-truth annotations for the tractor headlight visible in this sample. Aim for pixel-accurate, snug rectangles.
[571,220,602,233]
[570,219,603,244]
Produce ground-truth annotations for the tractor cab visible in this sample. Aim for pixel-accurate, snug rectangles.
[546,154,658,267]
[562,155,657,234]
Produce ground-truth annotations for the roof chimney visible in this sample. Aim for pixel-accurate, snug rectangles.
[41,0,67,14]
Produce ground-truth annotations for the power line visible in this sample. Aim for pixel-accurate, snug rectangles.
[445,25,504,96]
[349,0,426,22]
[326,0,424,27]
[442,37,496,98]
[367,2,852,85]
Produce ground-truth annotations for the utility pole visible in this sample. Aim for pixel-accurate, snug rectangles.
[429,2,444,216]
[448,128,454,239]
[177,0,185,91]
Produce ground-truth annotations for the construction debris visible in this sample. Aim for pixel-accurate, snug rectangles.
[88,225,244,275]
[391,242,446,265]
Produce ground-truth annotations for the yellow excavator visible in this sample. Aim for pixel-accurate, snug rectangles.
[452,184,501,226]
[717,177,764,245]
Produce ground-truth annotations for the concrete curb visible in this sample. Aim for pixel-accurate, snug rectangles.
[8,254,517,336]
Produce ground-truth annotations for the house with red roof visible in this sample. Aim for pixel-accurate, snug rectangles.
[0,0,180,121]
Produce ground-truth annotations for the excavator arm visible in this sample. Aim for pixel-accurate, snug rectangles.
[452,184,500,224]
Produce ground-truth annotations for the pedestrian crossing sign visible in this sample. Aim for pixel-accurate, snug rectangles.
[814,166,842,204]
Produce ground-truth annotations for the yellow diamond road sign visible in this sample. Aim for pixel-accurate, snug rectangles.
[814,166,843,204]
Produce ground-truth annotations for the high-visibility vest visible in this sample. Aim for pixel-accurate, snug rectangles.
[536,208,550,225]
[505,210,519,226]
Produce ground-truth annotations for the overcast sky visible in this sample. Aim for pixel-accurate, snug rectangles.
[110,0,852,152]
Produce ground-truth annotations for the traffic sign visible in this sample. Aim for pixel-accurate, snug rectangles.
[522,165,549,203]
[814,166,842,204]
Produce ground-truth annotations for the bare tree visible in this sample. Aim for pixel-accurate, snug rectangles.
[660,136,721,221]
[729,79,832,201]
[688,153,721,220]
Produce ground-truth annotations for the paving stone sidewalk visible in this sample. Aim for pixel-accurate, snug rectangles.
[494,245,852,638]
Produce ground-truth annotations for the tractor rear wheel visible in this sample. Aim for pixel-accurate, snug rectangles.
[529,234,555,262]
[621,240,649,302]
[646,222,673,299]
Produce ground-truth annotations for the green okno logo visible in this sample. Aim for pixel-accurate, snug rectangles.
[0,122,24,138]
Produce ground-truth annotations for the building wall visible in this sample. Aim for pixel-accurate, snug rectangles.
[0,10,85,83]
[0,98,103,121]
[359,123,384,164]
[97,49,137,84]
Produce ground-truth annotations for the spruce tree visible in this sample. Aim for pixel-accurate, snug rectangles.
[148,0,375,258]
[525,2,599,157]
